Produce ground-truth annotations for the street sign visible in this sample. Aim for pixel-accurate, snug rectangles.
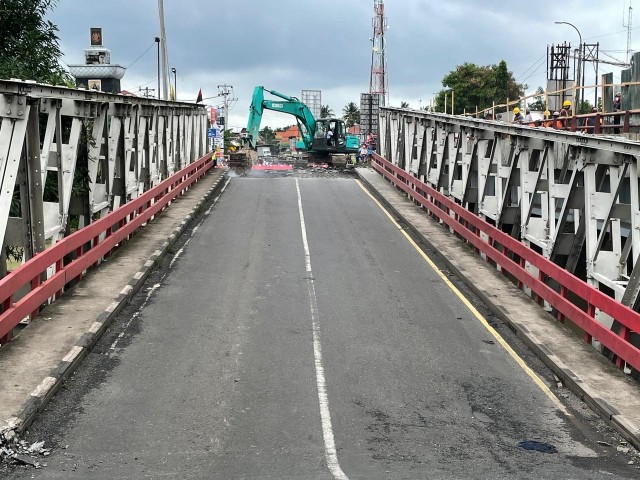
[207,128,217,138]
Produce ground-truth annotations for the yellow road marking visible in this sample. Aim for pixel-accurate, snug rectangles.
[355,179,571,416]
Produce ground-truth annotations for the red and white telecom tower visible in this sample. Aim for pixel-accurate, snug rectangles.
[369,0,388,106]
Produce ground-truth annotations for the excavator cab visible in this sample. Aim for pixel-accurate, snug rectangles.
[312,118,347,152]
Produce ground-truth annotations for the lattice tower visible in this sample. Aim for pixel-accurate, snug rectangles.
[369,0,388,106]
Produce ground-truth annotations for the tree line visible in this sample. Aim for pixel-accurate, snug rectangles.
[0,0,69,84]
[399,60,595,116]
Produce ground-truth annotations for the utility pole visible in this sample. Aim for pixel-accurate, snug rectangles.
[139,87,156,98]
[217,84,236,132]
[158,0,169,100]
[217,85,236,155]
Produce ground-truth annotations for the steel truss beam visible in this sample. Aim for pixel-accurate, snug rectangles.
[1,79,207,273]
[380,107,640,333]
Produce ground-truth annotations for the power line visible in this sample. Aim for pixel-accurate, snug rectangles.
[122,76,158,92]
[126,42,156,69]
[520,64,547,85]
[516,53,546,82]
[584,28,628,41]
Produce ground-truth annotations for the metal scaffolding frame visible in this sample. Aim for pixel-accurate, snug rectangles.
[0,80,207,276]
[379,106,640,333]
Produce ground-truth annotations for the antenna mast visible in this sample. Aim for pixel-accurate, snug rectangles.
[624,2,633,64]
[369,0,388,106]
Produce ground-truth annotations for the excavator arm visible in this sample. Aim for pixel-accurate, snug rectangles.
[245,86,316,150]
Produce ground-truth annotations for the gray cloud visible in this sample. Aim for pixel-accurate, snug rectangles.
[48,0,632,128]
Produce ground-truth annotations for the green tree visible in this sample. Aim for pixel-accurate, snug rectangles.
[576,99,593,115]
[435,60,525,115]
[342,101,360,127]
[0,0,69,84]
[400,101,410,108]
[527,87,546,111]
[260,126,276,143]
[320,105,334,118]
[223,129,233,155]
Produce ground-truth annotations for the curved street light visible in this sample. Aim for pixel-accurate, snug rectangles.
[555,21,583,111]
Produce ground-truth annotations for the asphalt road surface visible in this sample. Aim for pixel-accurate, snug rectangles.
[3,168,639,479]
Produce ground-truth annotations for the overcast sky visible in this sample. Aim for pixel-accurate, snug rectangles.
[48,0,634,128]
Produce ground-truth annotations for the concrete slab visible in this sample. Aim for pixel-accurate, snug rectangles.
[0,168,229,432]
[356,166,640,450]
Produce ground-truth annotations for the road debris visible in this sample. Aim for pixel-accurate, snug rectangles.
[0,427,50,469]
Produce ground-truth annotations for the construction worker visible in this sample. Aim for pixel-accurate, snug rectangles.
[358,144,367,164]
[613,92,622,134]
[583,107,601,133]
[559,100,571,129]
[524,109,533,125]
[512,107,523,124]
[552,111,561,129]
[542,110,553,128]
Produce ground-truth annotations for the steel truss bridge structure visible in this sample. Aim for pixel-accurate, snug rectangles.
[0,79,208,276]
[378,106,640,363]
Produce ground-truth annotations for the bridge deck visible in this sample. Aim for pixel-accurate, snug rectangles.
[2,168,638,478]
[0,168,227,429]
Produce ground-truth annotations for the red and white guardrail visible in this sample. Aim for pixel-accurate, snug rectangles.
[371,152,640,373]
[0,154,214,344]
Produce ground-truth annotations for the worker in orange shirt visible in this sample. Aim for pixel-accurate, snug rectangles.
[558,100,571,129]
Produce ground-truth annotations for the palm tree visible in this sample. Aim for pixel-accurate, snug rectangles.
[320,105,334,118]
[400,101,410,108]
[342,102,360,127]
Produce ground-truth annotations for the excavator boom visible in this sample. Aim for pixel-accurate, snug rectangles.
[244,85,359,158]
[246,86,315,150]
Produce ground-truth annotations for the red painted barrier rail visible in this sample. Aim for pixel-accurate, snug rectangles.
[0,154,214,344]
[371,152,640,373]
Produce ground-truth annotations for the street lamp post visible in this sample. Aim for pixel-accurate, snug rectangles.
[555,21,582,112]
[171,67,177,100]
[155,37,161,100]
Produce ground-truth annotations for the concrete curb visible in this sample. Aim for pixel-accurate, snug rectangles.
[356,169,640,451]
[4,169,228,437]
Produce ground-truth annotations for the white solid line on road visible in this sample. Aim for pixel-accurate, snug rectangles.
[295,178,349,480]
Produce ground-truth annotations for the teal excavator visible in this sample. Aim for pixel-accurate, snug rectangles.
[243,86,359,158]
